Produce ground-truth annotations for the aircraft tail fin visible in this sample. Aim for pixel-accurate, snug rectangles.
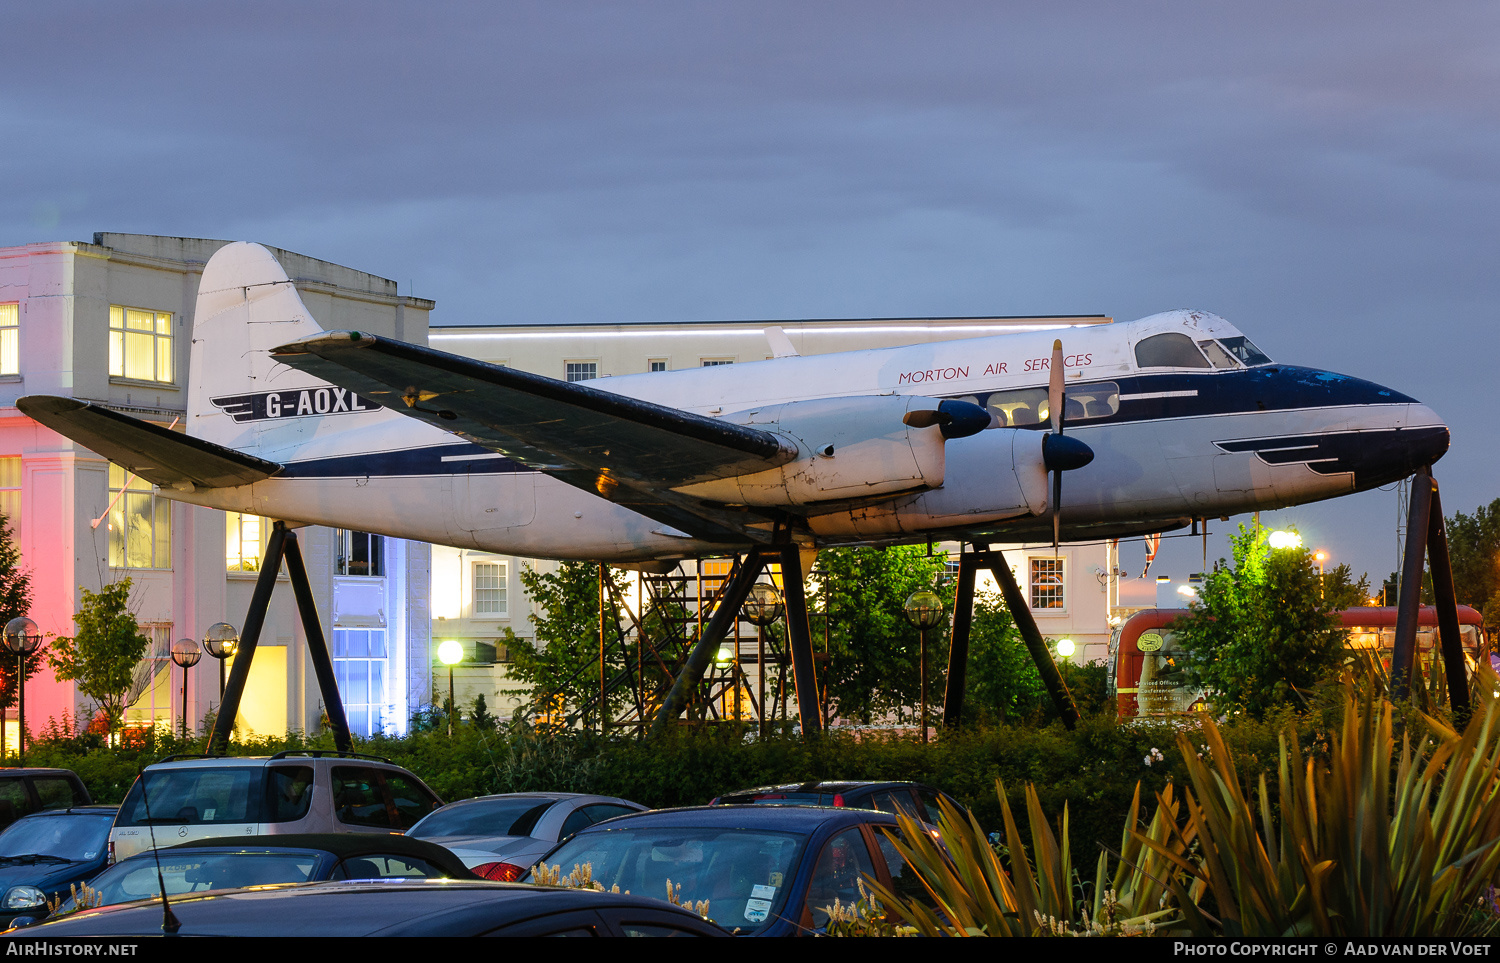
[187,242,389,456]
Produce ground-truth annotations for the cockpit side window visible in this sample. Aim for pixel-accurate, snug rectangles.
[1216,336,1272,366]
[1134,333,1211,369]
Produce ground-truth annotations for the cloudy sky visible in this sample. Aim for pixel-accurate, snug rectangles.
[4,1,1495,587]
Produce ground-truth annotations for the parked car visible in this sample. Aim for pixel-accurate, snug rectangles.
[0,770,91,831]
[0,806,116,925]
[109,751,443,861]
[25,879,730,937]
[406,792,646,880]
[711,780,970,826]
[528,804,928,936]
[38,832,475,921]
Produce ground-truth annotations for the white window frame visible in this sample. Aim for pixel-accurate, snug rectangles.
[108,305,174,385]
[0,303,16,376]
[648,359,668,372]
[225,512,264,572]
[474,561,508,617]
[565,361,598,382]
[1029,556,1066,611]
[109,464,171,569]
[700,358,734,367]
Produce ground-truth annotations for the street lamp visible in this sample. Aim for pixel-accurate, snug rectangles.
[3,617,41,765]
[1056,638,1076,660]
[1314,550,1328,599]
[741,582,783,738]
[202,622,239,699]
[903,589,945,744]
[1267,530,1302,550]
[170,639,202,738]
[438,640,464,736]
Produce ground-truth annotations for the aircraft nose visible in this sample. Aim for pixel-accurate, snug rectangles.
[1405,403,1450,466]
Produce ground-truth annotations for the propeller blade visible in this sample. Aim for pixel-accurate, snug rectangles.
[1052,469,1062,552]
[1048,339,1064,434]
[903,400,991,438]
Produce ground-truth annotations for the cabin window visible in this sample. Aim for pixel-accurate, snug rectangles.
[1216,336,1272,366]
[0,303,16,376]
[1133,333,1210,369]
[108,464,172,569]
[108,305,174,384]
[983,383,1118,427]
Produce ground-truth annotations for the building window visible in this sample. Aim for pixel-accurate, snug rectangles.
[565,361,598,382]
[648,359,668,372]
[333,627,387,737]
[225,512,264,571]
[1029,557,1065,609]
[125,624,173,732]
[474,562,507,616]
[0,303,17,376]
[108,464,171,569]
[0,457,18,536]
[108,305,174,384]
[337,530,384,577]
[701,358,734,367]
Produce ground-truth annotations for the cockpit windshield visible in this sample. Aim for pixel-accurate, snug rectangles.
[1216,336,1272,366]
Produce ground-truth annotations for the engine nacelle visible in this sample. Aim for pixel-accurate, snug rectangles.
[807,428,1049,537]
[674,395,948,508]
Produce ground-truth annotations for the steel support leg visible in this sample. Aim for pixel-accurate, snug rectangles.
[942,548,980,728]
[1425,481,1471,718]
[1392,467,1433,700]
[986,550,1079,730]
[779,545,822,737]
[650,553,766,736]
[207,523,288,755]
[281,526,353,751]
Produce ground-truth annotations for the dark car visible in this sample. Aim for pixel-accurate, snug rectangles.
[0,806,116,924]
[711,780,970,826]
[529,805,926,936]
[44,832,477,918]
[0,770,91,831]
[27,879,730,937]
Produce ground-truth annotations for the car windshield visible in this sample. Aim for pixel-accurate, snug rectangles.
[63,852,322,913]
[535,828,806,935]
[408,798,553,839]
[0,813,110,863]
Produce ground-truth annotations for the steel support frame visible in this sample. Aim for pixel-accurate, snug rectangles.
[1392,466,1470,716]
[207,522,353,755]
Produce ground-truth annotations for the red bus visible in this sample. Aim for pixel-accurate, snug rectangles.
[1108,605,1485,717]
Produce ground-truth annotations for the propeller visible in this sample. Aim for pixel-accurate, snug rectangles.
[1040,339,1095,550]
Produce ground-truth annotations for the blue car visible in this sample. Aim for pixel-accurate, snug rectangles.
[528,805,925,936]
[0,806,116,925]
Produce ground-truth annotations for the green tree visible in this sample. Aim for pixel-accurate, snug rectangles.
[1321,563,1372,610]
[48,579,150,741]
[809,546,948,724]
[1446,499,1500,615]
[961,591,1046,723]
[503,561,627,726]
[0,512,38,715]
[1170,525,1346,717]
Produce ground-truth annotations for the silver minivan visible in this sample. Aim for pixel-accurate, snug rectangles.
[109,751,443,862]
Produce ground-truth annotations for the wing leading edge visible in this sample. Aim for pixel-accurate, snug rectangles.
[270,331,798,541]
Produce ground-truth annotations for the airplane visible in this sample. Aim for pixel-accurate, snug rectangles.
[19,241,1448,563]
[16,241,1450,734]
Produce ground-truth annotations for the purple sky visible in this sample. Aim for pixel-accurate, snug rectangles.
[4,1,1495,586]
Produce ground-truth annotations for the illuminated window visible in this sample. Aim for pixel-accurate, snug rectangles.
[125,624,174,731]
[1029,557,1065,609]
[0,303,16,375]
[474,562,507,616]
[333,628,388,737]
[108,464,171,569]
[0,457,18,536]
[108,306,174,384]
[225,512,264,571]
[565,361,598,382]
[337,530,384,577]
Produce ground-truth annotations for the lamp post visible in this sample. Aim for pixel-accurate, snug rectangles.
[741,582,784,738]
[202,622,239,700]
[170,639,202,738]
[1314,550,1328,599]
[2,617,41,765]
[438,640,464,736]
[903,589,945,744]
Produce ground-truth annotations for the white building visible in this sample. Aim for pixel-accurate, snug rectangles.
[0,234,434,741]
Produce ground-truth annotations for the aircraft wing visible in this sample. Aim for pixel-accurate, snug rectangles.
[270,332,797,540]
[18,396,282,490]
